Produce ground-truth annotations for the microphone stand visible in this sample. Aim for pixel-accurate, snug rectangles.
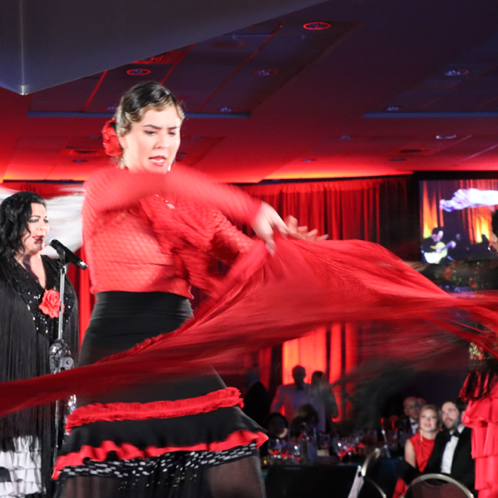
[48,253,76,465]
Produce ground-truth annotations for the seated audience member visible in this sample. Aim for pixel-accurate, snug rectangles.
[260,412,289,458]
[400,397,423,435]
[400,398,475,495]
[271,365,313,421]
[393,404,440,498]
[242,368,271,427]
[425,398,475,491]
[310,370,338,433]
[289,404,320,438]
[266,412,289,440]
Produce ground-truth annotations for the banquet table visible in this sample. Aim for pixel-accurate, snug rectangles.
[265,463,362,498]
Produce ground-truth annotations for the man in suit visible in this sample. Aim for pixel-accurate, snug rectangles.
[271,365,312,422]
[424,398,475,492]
[400,397,423,435]
[242,368,271,427]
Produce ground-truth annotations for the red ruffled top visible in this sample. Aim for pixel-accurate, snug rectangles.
[393,433,436,498]
[83,167,260,297]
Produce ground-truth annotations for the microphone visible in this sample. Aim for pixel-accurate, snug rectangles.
[48,239,88,270]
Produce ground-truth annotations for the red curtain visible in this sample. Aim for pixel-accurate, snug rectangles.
[240,176,418,415]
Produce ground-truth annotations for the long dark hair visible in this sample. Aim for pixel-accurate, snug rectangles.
[0,191,46,262]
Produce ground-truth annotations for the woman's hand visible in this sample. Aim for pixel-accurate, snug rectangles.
[251,202,288,252]
[285,216,328,242]
[251,203,328,251]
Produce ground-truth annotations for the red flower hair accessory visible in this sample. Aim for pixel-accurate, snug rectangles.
[39,289,63,319]
[102,118,123,157]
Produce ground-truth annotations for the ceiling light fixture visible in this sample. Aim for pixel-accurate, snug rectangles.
[340,135,353,140]
[106,106,117,112]
[303,22,331,30]
[89,136,101,140]
[127,68,151,76]
[219,107,234,113]
[254,69,278,76]
[384,106,404,112]
[436,134,457,140]
[444,69,469,77]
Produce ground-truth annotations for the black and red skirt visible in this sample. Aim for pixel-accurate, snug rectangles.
[54,292,266,497]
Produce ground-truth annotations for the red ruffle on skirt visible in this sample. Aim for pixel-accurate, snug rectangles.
[463,382,498,494]
[65,387,243,433]
[1,238,498,417]
[53,429,266,479]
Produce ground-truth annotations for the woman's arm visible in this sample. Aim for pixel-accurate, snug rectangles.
[84,167,261,226]
[83,167,292,250]
[404,438,417,468]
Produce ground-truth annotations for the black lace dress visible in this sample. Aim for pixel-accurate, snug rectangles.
[0,255,78,498]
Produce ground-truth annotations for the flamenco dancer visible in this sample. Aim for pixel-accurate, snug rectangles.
[459,209,498,498]
[54,81,322,498]
[0,192,78,498]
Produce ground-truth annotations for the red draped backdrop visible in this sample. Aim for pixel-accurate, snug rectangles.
[6,175,418,417]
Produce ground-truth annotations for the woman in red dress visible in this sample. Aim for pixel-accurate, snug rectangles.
[393,404,440,498]
[53,81,322,498]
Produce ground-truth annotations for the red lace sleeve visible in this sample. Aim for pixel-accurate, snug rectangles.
[209,210,255,265]
[83,166,261,236]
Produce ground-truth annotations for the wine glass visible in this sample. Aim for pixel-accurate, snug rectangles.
[333,439,348,462]
[290,440,302,464]
[280,440,289,461]
[268,438,282,464]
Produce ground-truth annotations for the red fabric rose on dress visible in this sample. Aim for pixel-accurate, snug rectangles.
[102,118,123,157]
[39,289,63,319]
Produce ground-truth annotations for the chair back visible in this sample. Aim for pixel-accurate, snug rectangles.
[358,476,387,498]
[361,446,386,478]
[405,473,474,498]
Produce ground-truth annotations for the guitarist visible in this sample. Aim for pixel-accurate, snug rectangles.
[422,227,456,264]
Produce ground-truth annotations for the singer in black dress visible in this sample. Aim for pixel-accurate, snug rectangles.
[0,192,78,498]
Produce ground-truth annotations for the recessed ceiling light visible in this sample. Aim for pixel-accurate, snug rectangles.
[390,158,406,162]
[340,135,353,140]
[384,106,404,112]
[219,107,233,113]
[191,136,203,140]
[105,106,117,112]
[436,134,457,140]
[302,158,316,162]
[127,68,151,76]
[88,136,102,140]
[444,69,469,77]
[254,69,278,76]
[73,159,88,163]
[303,22,331,30]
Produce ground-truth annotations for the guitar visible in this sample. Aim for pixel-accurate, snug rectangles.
[423,241,456,264]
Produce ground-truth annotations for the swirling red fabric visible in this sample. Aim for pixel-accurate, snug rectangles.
[0,236,497,417]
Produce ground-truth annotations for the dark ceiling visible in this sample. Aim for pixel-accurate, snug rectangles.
[2,0,498,183]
